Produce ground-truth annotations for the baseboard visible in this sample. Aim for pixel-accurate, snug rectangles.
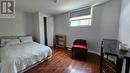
[49,46,53,48]
[66,47,72,50]
[66,47,115,62]
[88,50,115,62]
[88,50,100,56]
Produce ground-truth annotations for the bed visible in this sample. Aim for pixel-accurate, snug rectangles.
[0,36,52,73]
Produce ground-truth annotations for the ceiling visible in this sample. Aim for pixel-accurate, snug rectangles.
[16,0,110,15]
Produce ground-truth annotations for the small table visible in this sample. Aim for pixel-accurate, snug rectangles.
[100,39,130,73]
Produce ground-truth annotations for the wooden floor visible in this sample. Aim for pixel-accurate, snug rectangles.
[25,47,106,73]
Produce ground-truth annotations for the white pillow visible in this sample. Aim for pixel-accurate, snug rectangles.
[0,39,20,47]
[19,36,33,43]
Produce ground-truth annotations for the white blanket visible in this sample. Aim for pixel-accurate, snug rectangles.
[0,42,52,73]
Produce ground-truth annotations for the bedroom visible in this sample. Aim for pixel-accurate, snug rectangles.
[0,0,130,73]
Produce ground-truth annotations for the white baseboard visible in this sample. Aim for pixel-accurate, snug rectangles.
[88,50,100,56]
[66,47,115,62]
[88,50,116,62]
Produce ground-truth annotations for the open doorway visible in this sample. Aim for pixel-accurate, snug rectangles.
[44,17,48,46]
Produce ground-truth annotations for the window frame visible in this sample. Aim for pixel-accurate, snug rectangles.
[69,7,93,27]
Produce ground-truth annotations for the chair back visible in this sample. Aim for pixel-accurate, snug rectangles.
[102,39,119,54]
[73,39,87,46]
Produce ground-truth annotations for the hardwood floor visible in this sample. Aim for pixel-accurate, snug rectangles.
[25,47,102,73]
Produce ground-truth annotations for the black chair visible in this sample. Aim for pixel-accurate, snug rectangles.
[125,57,130,73]
[72,39,88,58]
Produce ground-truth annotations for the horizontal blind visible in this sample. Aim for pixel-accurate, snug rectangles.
[70,8,91,18]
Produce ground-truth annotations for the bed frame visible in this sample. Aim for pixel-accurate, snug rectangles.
[18,56,52,73]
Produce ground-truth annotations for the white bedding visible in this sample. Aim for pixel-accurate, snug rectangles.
[0,42,52,73]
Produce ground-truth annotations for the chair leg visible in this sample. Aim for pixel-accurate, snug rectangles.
[72,49,75,58]
[125,58,130,73]
[100,53,104,73]
[116,58,123,73]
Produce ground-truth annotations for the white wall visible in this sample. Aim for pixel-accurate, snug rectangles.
[99,0,121,39]
[33,12,40,43]
[119,0,130,48]
[118,0,130,72]
[47,17,54,46]
[38,12,45,45]
[54,0,121,53]
[0,11,34,36]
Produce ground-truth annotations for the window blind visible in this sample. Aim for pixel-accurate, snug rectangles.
[70,8,91,18]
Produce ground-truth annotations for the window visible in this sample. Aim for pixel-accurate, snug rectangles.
[70,15,92,27]
[69,7,93,27]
